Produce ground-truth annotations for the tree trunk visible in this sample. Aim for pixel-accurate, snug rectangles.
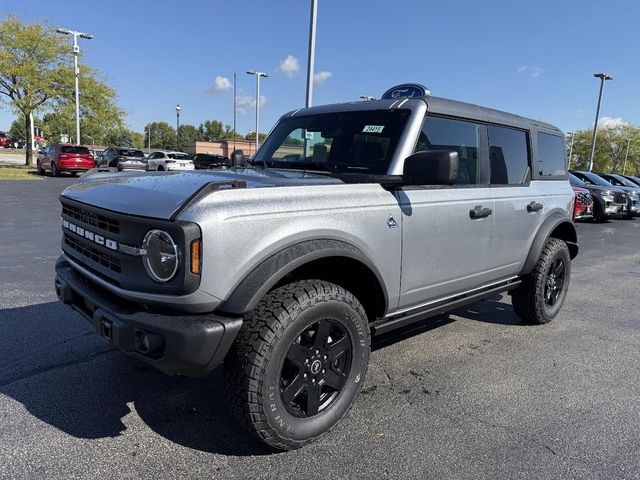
[24,112,33,167]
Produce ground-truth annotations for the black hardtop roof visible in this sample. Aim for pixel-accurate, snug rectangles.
[284,96,562,135]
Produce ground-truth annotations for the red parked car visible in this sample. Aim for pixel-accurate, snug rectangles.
[572,186,593,221]
[37,143,95,177]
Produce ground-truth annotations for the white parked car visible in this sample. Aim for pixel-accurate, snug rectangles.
[146,150,195,171]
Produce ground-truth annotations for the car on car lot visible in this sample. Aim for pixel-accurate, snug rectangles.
[37,144,95,177]
[146,150,194,171]
[569,171,628,220]
[595,172,640,216]
[55,83,578,450]
[97,147,147,171]
[192,153,230,170]
[571,185,593,221]
[622,174,640,187]
[0,131,12,147]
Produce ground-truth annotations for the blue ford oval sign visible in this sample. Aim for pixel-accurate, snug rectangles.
[381,83,430,100]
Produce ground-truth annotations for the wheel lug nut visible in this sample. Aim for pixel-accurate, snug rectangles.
[305,358,309,364]
[303,373,308,378]
[315,349,320,355]
[323,355,327,360]
[322,369,326,374]
[311,378,316,383]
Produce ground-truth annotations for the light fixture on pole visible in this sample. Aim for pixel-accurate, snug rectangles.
[567,131,576,168]
[305,0,318,108]
[56,28,93,145]
[588,72,613,172]
[359,95,376,101]
[175,104,181,150]
[246,70,269,152]
[623,138,632,175]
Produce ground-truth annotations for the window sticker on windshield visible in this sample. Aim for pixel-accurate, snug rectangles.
[362,125,385,133]
[305,131,314,140]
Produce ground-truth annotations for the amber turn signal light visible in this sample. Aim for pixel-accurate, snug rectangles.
[190,239,201,274]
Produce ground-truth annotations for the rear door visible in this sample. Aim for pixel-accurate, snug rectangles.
[398,115,496,308]
[489,125,544,275]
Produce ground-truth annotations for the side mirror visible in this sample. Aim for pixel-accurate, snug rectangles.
[402,150,459,186]
[37,149,44,154]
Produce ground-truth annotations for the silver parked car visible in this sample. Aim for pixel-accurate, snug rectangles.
[55,83,577,450]
[97,147,147,171]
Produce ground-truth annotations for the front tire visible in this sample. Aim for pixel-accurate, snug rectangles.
[224,280,370,450]
[51,162,60,177]
[37,161,44,175]
[512,238,571,324]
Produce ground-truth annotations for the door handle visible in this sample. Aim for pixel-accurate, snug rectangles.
[469,205,493,219]
[527,201,543,213]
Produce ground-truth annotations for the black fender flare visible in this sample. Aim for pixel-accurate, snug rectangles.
[520,212,578,275]
[218,239,389,315]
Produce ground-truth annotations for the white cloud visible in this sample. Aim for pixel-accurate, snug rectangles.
[598,116,628,129]
[207,76,232,94]
[313,71,333,86]
[236,94,267,111]
[516,66,543,78]
[276,54,300,78]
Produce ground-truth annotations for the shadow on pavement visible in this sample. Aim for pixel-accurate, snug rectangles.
[0,295,522,456]
[0,302,272,457]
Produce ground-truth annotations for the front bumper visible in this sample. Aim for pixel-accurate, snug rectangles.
[55,258,242,376]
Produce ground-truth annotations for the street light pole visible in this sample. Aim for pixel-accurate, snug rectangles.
[56,28,93,145]
[588,72,613,172]
[623,138,632,175]
[567,131,576,169]
[305,0,318,108]
[246,70,269,152]
[176,104,181,150]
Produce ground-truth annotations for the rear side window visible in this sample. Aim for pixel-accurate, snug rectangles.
[537,133,566,177]
[61,146,91,155]
[415,116,481,184]
[488,126,529,185]
[117,149,144,157]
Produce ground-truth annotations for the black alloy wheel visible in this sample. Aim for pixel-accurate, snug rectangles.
[543,258,565,308]
[280,319,352,418]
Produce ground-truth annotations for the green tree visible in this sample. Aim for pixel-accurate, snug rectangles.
[245,132,267,143]
[103,127,144,148]
[144,122,176,150]
[0,15,69,165]
[178,124,201,148]
[199,120,225,140]
[568,124,640,174]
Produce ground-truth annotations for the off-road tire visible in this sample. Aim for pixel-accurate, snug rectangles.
[224,279,370,450]
[512,238,571,325]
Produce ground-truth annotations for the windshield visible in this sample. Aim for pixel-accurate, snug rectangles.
[253,109,410,175]
[61,146,91,154]
[574,171,612,187]
[118,149,144,158]
[167,153,191,160]
[610,175,637,187]
[568,173,586,187]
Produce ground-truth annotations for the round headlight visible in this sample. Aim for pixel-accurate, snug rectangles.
[142,230,178,282]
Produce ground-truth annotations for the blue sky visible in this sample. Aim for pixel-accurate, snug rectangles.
[2,0,639,136]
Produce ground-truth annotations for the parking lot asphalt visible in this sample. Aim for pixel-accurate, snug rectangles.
[1,177,639,480]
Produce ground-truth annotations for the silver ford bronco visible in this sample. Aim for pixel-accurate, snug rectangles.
[55,84,578,450]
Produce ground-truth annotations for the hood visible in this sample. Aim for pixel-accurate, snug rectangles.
[60,168,343,219]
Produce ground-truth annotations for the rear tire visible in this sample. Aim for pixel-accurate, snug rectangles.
[37,161,44,175]
[224,279,370,450]
[157,165,164,171]
[512,238,571,325]
[51,162,60,177]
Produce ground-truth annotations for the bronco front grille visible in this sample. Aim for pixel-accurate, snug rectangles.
[64,232,122,273]
[61,203,120,234]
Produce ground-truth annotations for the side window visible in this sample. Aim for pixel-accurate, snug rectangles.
[415,116,481,185]
[488,125,529,185]
[537,132,566,177]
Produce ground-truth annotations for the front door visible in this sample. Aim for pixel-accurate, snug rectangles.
[397,115,496,309]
